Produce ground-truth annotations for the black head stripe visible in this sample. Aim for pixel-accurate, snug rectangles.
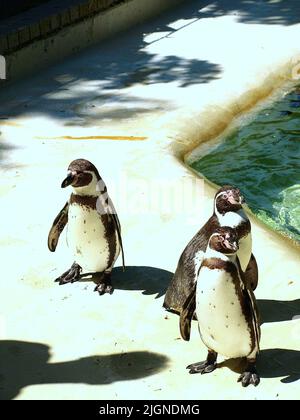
[68,159,101,180]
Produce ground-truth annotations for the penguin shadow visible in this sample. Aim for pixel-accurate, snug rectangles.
[257,298,300,324]
[217,298,300,383]
[0,340,169,400]
[218,349,300,384]
[113,266,173,298]
[79,266,173,299]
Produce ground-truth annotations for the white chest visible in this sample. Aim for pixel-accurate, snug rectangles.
[219,210,252,272]
[196,266,253,358]
[219,209,246,228]
[67,203,110,272]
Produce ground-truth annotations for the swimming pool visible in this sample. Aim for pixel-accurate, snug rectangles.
[190,84,300,243]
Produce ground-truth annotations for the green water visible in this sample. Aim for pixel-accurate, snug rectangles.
[191,85,300,243]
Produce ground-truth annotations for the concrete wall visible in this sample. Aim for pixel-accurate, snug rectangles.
[0,1,49,20]
[0,1,118,55]
[1,0,184,83]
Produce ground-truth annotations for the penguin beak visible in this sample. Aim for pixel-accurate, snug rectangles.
[228,193,245,205]
[61,171,76,188]
[224,239,239,252]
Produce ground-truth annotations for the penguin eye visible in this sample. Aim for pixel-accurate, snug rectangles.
[222,193,228,199]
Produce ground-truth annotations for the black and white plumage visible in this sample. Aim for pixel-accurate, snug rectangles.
[180,227,260,387]
[48,159,125,295]
[163,185,258,315]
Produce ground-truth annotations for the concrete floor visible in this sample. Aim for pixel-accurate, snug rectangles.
[0,0,300,400]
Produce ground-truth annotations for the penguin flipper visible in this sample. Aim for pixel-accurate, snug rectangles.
[112,212,125,271]
[164,217,215,314]
[245,286,261,346]
[96,193,125,271]
[244,253,258,291]
[48,201,69,252]
[237,257,261,346]
[107,200,125,271]
[241,273,261,351]
[180,284,196,341]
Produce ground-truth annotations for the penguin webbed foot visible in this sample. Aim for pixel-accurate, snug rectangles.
[187,360,217,375]
[238,361,260,387]
[187,351,217,375]
[94,272,114,296]
[55,262,82,285]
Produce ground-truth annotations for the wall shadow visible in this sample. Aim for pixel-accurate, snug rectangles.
[0,340,169,400]
[1,1,299,125]
[0,123,19,166]
[0,138,16,165]
[0,1,222,125]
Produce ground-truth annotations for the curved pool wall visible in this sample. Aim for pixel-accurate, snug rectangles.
[184,81,300,245]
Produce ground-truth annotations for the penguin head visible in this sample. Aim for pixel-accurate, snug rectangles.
[214,185,245,215]
[209,227,239,254]
[61,159,102,195]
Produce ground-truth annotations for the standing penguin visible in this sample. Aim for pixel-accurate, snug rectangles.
[163,185,258,315]
[180,227,260,387]
[48,159,125,295]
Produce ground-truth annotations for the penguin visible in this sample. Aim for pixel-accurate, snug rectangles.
[180,227,260,387]
[48,159,125,295]
[163,185,258,315]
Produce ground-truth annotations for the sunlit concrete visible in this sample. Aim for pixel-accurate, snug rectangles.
[0,0,299,400]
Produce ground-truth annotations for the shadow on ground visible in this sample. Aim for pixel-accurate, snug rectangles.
[1,1,299,125]
[0,340,169,400]
[0,131,17,165]
[219,348,300,384]
[258,349,300,383]
[0,2,223,125]
[258,299,300,324]
[199,0,300,26]
[80,266,173,299]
